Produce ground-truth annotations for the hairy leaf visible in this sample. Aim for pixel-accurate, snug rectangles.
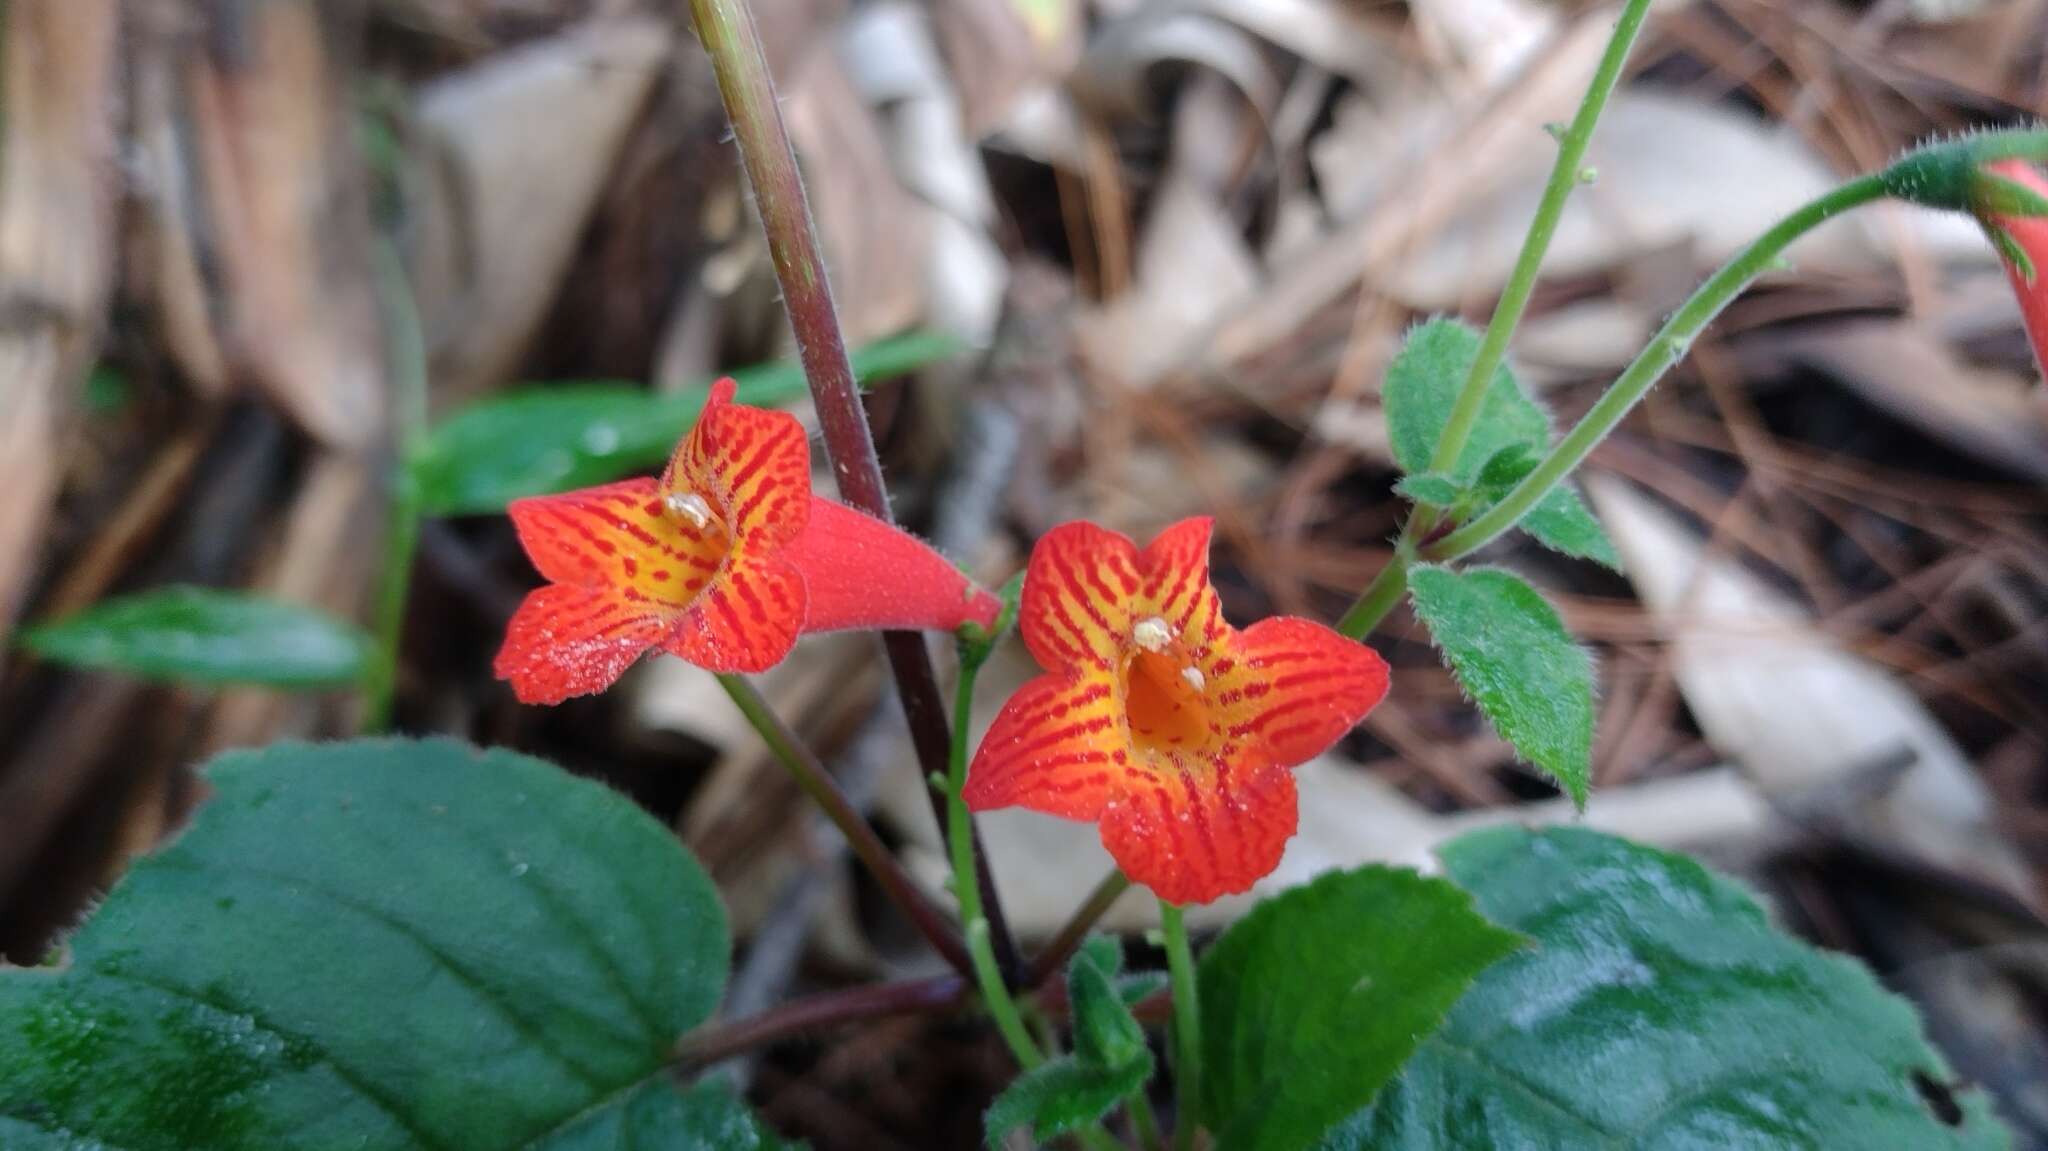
[1407,565,1594,806]
[1331,828,2012,1150]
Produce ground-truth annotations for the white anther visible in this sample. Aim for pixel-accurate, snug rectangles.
[1181,665,1206,692]
[664,491,713,529]
[1132,616,1173,653]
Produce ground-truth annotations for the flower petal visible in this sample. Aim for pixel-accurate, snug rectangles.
[785,497,1000,633]
[1222,616,1391,767]
[1020,521,1142,674]
[1988,160,2048,380]
[494,584,670,704]
[662,378,811,550]
[662,554,805,674]
[963,672,1126,820]
[1099,756,1298,906]
[1137,516,1226,653]
[506,479,722,605]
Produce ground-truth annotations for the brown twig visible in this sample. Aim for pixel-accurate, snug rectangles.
[683,0,1020,982]
[675,974,968,1070]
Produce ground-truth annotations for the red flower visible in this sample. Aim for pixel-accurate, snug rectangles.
[1984,159,2048,380]
[963,518,1390,905]
[496,380,998,704]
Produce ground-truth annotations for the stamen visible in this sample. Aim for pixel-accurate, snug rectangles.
[1132,616,1173,653]
[664,491,714,529]
[1180,665,1206,692]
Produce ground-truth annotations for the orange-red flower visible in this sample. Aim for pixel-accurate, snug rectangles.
[1985,159,2048,381]
[496,380,998,704]
[963,518,1390,905]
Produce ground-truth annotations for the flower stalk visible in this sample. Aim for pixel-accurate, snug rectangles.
[364,239,429,731]
[1161,900,1202,1151]
[684,0,1019,980]
[717,672,973,978]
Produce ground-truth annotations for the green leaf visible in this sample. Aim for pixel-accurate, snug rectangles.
[1383,319,1619,569]
[1407,565,1594,807]
[1069,942,1149,1072]
[1393,473,1467,508]
[0,738,750,1150]
[1330,827,2013,1150]
[1384,318,1550,481]
[18,587,373,689]
[985,1058,1151,1147]
[411,331,961,516]
[1521,486,1624,570]
[1196,866,1524,1151]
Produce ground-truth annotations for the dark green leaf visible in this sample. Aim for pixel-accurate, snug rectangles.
[1406,565,1594,806]
[0,738,748,1150]
[1384,318,1550,481]
[1393,473,1467,508]
[1197,866,1523,1151]
[1330,827,2012,1150]
[985,1058,1150,1147]
[1069,943,1148,1072]
[1383,320,1618,569]
[411,331,961,516]
[18,587,373,689]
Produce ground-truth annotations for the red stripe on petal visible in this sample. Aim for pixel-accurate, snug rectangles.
[495,584,670,705]
[964,672,1130,820]
[1221,616,1389,767]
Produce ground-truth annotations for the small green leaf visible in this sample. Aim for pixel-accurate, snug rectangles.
[1196,866,1523,1151]
[1384,318,1550,481]
[1069,943,1148,1072]
[1521,486,1623,570]
[985,1058,1150,1147]
[1384,320,1618,569]
[1393,473,1467,507]
[1407,565,1594,806]
[1331,827,2013,1149]
[411,331,961,516]
[0,738,751,1150]
[18,587,373,689]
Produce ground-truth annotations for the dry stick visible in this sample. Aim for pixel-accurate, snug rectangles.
[717,674,972,978]
[684,0,1020,981]
[675,974,968,1070]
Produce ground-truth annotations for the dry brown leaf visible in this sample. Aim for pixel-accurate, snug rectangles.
[415,15,670,408]
[785,45,928,344]
[1586,476,2036,903]
[0,0,119,645]
[187,0,386,449]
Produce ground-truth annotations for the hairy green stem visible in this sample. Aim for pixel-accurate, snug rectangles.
[1335,539,1415,640]
[1429,173,1891,560]
[1128,1086,1166,1151]
[1423,0,1653,482]
[947,661,1044,1070]
[1161,901,1201,1151]
[685,0,1019,981]
[717,673,972,978]
[363,240,428,731]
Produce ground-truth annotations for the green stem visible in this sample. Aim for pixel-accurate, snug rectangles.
[1335,538,1415,641]
[363,240,428,732]
[1423,0,1653,483]
[1128,1087,1166,1151]
[1429,173,1891,561]
[947,660,1045,1069]
[717,673,973,978]
[1161,901,1201,1151]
